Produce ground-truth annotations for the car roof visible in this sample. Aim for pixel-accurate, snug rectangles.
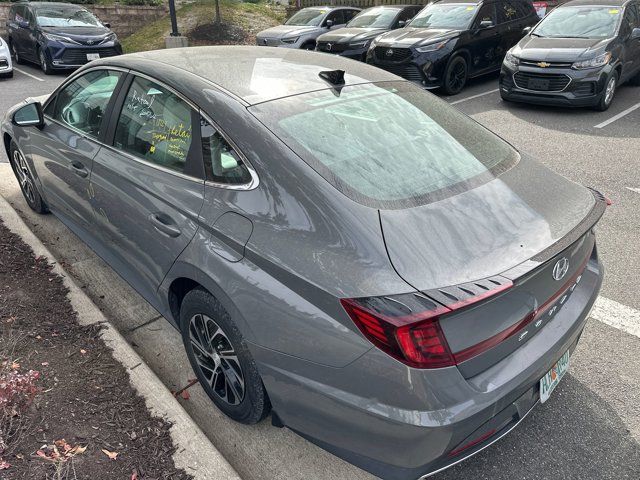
[563,0,628,6]
[112,46,400,106]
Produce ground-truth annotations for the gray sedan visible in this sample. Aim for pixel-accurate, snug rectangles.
[1,46,605,479]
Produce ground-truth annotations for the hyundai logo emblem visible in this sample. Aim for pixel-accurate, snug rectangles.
[263,38,267,45]
[552,257,569,281]
[386,48,394,56]
[326,43,332,51]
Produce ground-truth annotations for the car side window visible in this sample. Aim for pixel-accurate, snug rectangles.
[325,10,345,26]
[344,9,359,23]
[113,76,194,174]
[51,69,122,138]
[498,1,521,23]
[201,118,252,185]
[474,3,497,27]
[397,7,419,24]
[624,4,639,29]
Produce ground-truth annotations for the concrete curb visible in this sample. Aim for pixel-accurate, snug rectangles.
[0,194,242,480]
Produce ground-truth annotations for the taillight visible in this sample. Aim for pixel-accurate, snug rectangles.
[341,282,513,369]
[340,295,455,369]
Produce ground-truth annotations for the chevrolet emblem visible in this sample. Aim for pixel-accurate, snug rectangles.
[537,61,551,68]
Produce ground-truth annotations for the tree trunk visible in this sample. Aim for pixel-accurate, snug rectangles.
[214,0,221,24]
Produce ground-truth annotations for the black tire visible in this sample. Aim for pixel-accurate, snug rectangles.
[9,40,24,65]
[0,71,13,79]
[442,55,468,95]
[38,48,54,75]
[180,288,270,424]
[301,41,315,50]
[629,70,640,86]
[594,71,618,111]
[9,141,48,214]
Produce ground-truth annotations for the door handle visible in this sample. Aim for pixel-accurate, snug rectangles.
[70,161,88,178]
[149,213,181,238]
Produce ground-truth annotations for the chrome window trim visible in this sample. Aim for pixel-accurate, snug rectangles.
[121,69,260,191]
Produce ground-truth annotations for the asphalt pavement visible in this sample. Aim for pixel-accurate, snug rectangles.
[0,61,639,480]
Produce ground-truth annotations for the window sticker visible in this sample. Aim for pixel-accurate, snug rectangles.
[609,9,619,14]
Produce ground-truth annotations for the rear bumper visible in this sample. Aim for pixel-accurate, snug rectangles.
[254,255,603,480]
[499,63,611,108]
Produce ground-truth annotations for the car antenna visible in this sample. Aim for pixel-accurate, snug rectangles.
[319,69,346,86]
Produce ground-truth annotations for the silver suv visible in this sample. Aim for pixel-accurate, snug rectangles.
[256,6,361,50]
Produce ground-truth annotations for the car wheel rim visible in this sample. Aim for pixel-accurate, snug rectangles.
[40,51,47,72]
[448,62,466,92]
[13,149,36,205]
[189,313,245,406]
[604,77,616,105]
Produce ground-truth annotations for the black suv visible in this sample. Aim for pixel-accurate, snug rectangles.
[366,0,539,94]
[500,0,640,110]
[316,5,423,61]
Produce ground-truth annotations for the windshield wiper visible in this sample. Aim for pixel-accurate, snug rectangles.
[530,32,544,37]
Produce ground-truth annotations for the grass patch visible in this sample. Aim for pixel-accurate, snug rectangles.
[121,0,286,54]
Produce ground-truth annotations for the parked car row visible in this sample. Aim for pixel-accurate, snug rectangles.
[4,1,122,75]
[258,0,640,109]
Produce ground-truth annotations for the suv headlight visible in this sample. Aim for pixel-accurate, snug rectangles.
[572,52,611,70]
[504,51,520,68]
[103,32,117,43]
[43,32,79,44]
[349,39,371,49]
[281,36,299,44]
[368,37,381,52]
[415,39,449,53]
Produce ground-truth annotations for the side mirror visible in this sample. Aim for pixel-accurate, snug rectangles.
[12,102,44,129]
[479,20,494,29]
[220,151,239,173]
[325,19,334,29]
[103,22,111,28]
[397,20,406,28]
[522,25,533,35]
[17,20,30,29]
[632,27,640,40]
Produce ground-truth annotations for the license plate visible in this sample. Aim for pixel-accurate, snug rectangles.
[528,78,550,90]
[540,350,570,403]
[86,53,100,61]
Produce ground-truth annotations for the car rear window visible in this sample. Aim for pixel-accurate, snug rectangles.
[249,82,518,208]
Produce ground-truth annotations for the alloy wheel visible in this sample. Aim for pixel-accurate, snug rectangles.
[13,149,36,205]
[189,313,245,405]
[447,61,467,93]
[604,76,616,106]
[39,50,48,74]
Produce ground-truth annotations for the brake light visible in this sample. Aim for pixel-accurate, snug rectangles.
[341,283,513,369]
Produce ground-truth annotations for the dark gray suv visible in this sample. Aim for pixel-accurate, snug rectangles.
[1,47,605,479]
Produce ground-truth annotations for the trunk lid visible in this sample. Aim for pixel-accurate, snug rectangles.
[379,157,605,376]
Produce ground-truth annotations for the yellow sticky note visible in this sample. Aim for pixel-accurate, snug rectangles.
[609,9,619,13]
[466,6,474,10]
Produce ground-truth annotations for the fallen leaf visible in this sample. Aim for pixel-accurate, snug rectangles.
[11,362,20,370]
[131,471,138,480]
[36,335,42,340]
[0,460,10,470]
[16,454,24,460]
[180,390,190,400]
[41,362,49,367]
[68,445,87,456]
[80,349,87,355]
[101,449,118,460]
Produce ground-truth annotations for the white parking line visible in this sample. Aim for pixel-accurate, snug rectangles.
[13,67,45,82]
[594,101,640,129]
[626,187,640,194]
[449,88,499,105]
[591,296,640,339]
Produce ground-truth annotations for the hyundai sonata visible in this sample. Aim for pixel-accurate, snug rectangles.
[1,46,605,479]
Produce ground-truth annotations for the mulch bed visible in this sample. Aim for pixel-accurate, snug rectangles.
[188,22,248,46]
[0,219,190,480]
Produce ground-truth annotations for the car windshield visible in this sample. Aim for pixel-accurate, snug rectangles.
[285,8,328,27]
[250,82,517,208]
[409,3,478,29]
[532,6,621,38]
[36,7,102,28]
[347,7,400,28]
